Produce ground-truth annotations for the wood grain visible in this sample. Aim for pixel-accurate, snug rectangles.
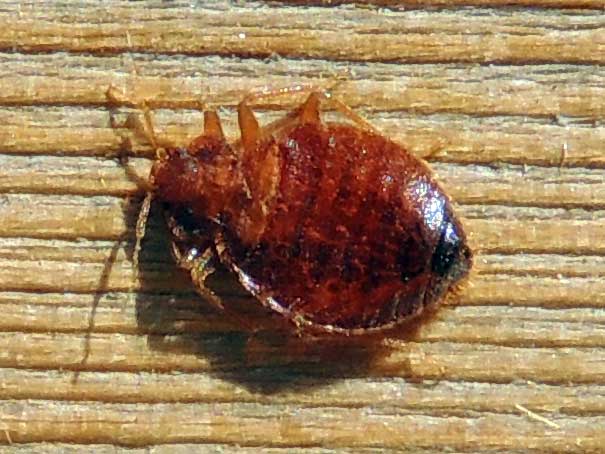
[0,1,604,452]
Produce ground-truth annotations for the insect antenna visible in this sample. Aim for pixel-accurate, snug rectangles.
[106,81,168,280]
[72,44,186,384]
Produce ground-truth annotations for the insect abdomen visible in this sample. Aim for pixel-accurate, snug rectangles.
[223,122,470,331]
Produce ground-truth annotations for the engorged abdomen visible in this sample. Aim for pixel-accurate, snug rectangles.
[224,123,453,331]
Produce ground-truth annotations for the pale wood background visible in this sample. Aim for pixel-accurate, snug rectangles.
[0,0,604,452]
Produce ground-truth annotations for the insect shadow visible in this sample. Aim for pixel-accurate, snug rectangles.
[128,199,433,394]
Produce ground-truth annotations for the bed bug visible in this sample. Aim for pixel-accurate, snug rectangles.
[109,87,472,335]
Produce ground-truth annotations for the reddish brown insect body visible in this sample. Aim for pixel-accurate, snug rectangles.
[148,92,472,334]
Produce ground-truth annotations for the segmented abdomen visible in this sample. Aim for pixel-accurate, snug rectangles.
[226,122,457,331]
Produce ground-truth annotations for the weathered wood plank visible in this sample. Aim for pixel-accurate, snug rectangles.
[1,4,604,64]
[285,0,605,8]
[1,399,603,451]
[0,331,605,384]
[1,367,604,414]
[2,54,605,118]
[0,1,603,452]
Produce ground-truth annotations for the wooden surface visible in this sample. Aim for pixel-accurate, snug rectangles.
[1,1,605,452]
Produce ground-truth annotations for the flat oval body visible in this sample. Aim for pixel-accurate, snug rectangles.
[219,122,472,333]
[151,96,472,335]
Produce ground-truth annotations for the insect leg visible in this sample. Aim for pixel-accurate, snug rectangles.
[185,109,228,155]
[186,247,225,312]
[319,91,380,135]
[237,84,324,140]
[184,245,259,332]
[299,92,321,125]
[242,83,317,106]
[239,84,375,136]
[203,110,225,141]
[106,86,161,279]
[237,90,315,151]
[106,85,169,154]
[237,100,261,155]
[132,190,154,281]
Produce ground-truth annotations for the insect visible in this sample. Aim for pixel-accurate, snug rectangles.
[109,86,472,335]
